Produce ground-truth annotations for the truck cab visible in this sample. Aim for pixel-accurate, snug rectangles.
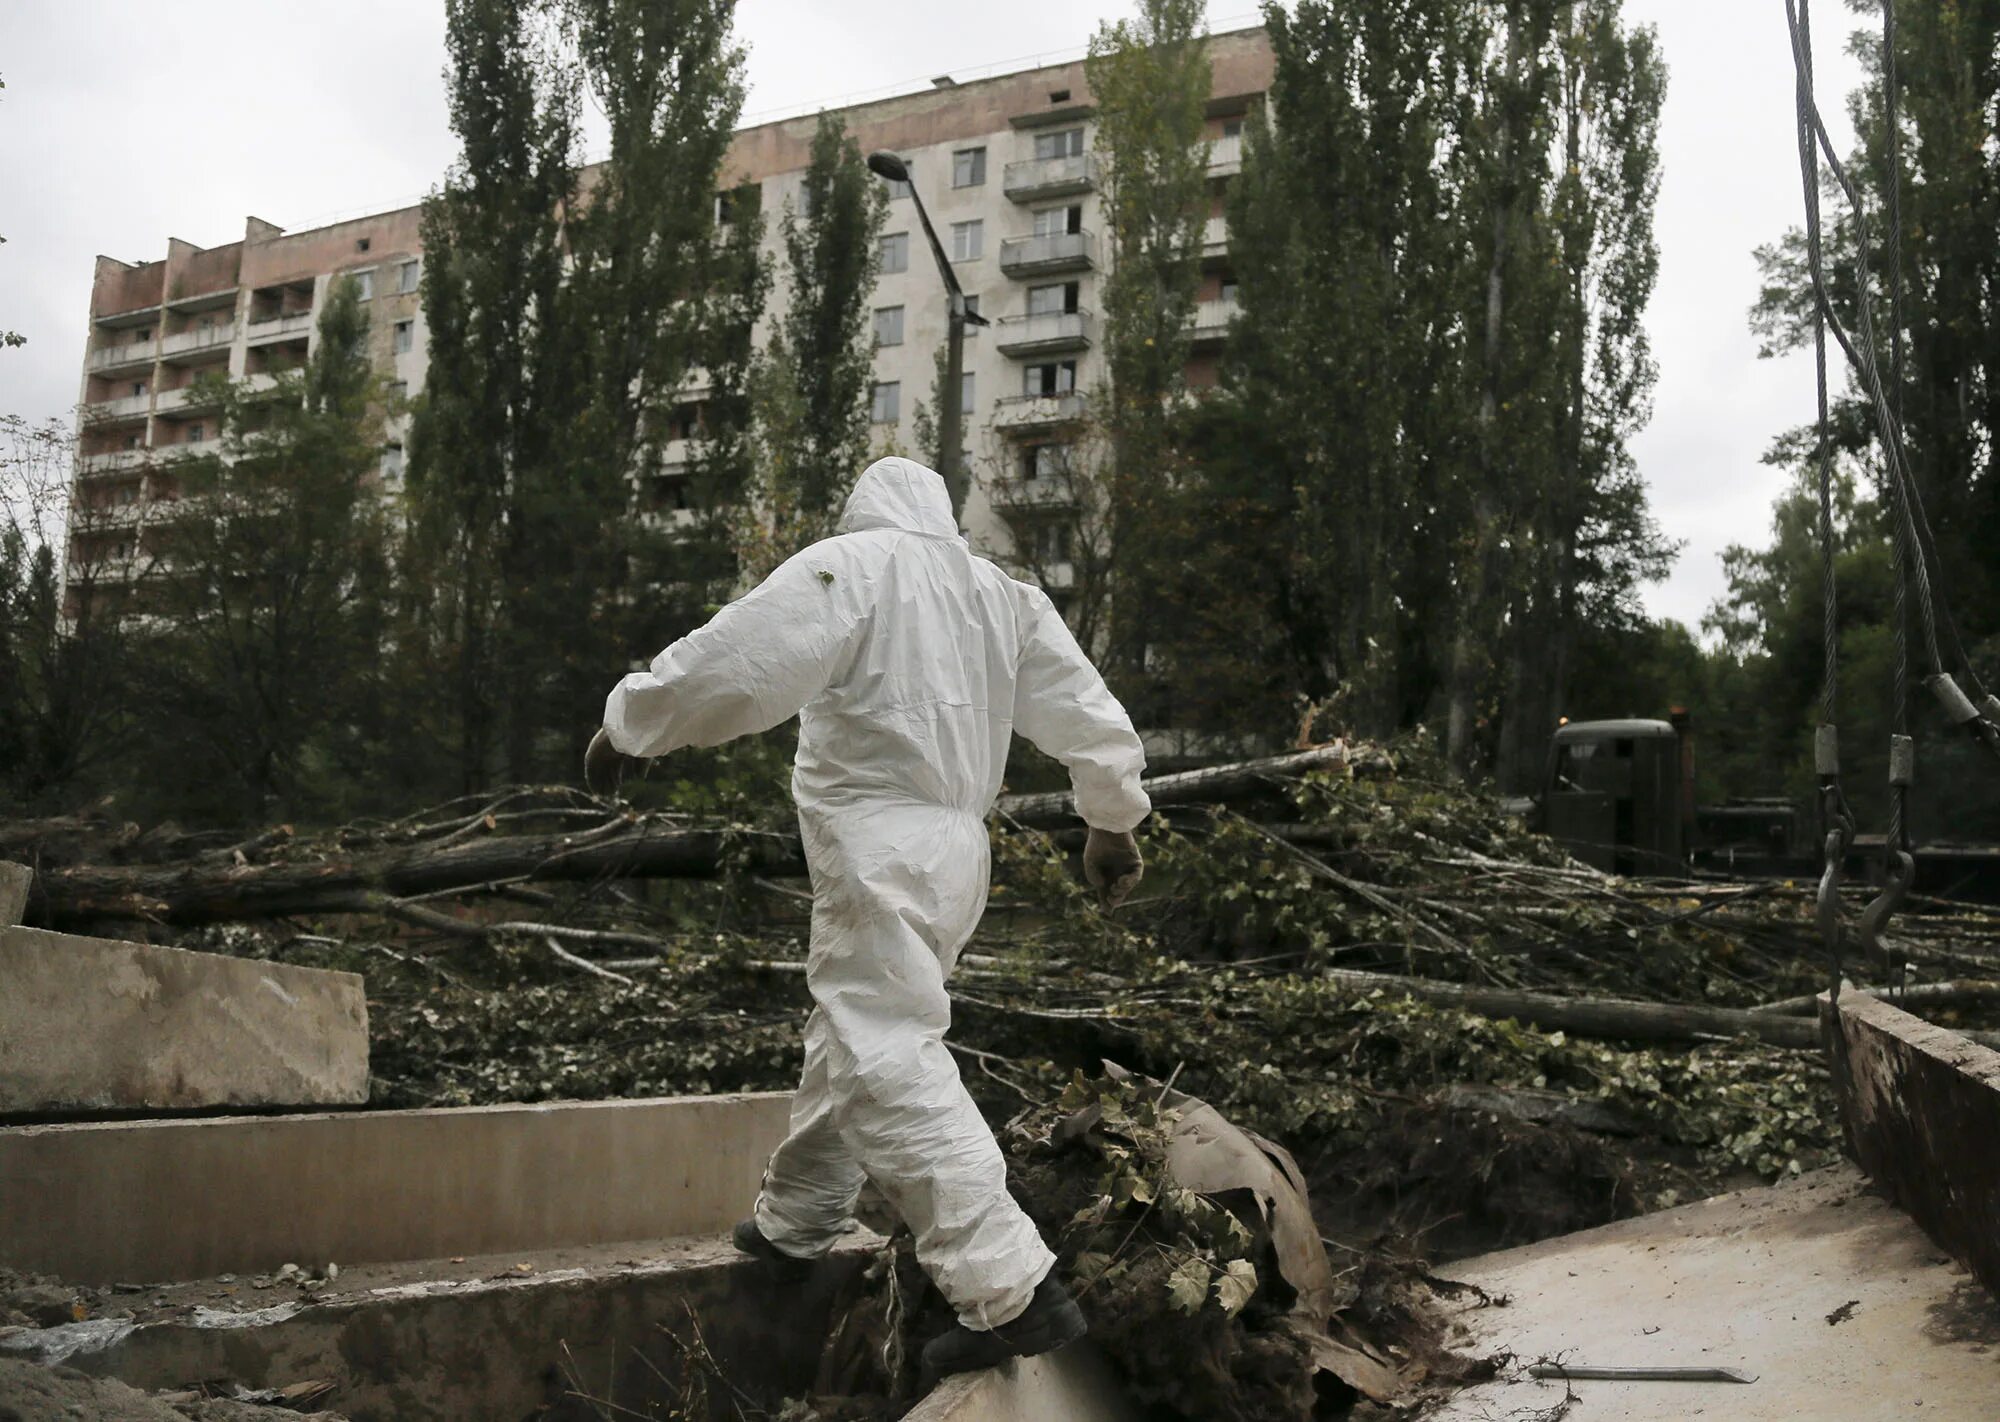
[1540,716,1692,876]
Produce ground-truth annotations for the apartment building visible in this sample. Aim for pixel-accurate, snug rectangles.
[71,26,1272,610]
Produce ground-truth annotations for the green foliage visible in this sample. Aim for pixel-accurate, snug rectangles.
[137,277,391,821]
[1732,0,2000,839]
[737,112,884,576]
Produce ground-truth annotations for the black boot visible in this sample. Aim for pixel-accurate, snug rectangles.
[920,1273,1088,1386]
[732,1219,815,1283]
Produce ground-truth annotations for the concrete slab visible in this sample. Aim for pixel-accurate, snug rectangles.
[1824,989,2000,1298]
[1429,1164,2000,1420]
[0,925,367,1115]
[2,1235,877,1422]
[0,1092,792,1285]
[905,1346,1137,1421]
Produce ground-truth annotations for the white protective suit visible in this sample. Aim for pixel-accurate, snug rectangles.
[602,457,1148,1331]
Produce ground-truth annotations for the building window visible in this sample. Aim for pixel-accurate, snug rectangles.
[1027,282,1079,316]
[1024,361,1076,396]
[393,320,414,354]
[125,434,142,450]
[1033,205,1083,238]
[380,444,405,482]
[1033,523,1073,563]
[398,260,420,294]
[963,294,980,321]
[712,185,756,227]
[880,160,912,201]
[351,270,375,301]
[952,147,987,188]
[878,232,910,275]
[1025,443,1071,480]
[130,381,145,398]
[872,306,905,347]
[950,219,983,262]
[666,403,702,442]
[1220,278,1240,304]
[1034,127,1085,161]
[1223,117,1244,139]
[186,423,204,444]
[135,327,151,343]
[871,381,901,424]
[115,483,140,506]
[390,379,409,402]
[356,236,372,253]
[959,372,975,416]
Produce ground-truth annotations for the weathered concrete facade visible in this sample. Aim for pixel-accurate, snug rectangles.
[0,925,367,1116]
[1822,989,2000,1299]
[71,28,1272,622]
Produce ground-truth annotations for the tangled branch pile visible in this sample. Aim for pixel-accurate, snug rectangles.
[14,737,2000,1416]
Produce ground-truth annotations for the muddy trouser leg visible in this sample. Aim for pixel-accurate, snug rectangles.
[754,1008,869,1256]
[805,805,1056,1332]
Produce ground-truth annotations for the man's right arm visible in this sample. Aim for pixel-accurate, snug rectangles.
[604,546,861,760]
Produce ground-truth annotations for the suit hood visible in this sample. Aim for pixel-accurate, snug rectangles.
[838,457,959,539]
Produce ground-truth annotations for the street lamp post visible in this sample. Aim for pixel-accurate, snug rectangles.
[866,151,988,520]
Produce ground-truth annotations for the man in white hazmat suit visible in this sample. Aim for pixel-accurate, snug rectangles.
[587,455,1148,1379]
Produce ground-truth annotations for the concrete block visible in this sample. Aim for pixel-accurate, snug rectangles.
[2,1236,873,1422]
[0,925,367,1116]
[0,1092,793,1284]
[0,861,29,926]
[1822,990,2000,1300]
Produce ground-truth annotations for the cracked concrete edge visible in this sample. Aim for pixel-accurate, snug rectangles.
[1822,990,2000,1299]
[0,863,29,928]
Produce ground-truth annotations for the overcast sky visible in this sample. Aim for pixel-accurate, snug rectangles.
[0,1,1863,631]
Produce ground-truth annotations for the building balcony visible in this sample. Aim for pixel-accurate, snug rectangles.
[1203,214,1229,261]
[1187,295,1242,347]
[989,472,1079,512]
[994,309,1094,358]
[239,371,291,401]
[999,230,1097,278]
[78,449,148,477]
[992,390,1088,433]
[161,323,236,360]
[87,339,157,375]
[245,312,314,345]
[88,392,152,421]
[77,500,149,529]
[151,384,224,416]
[1208,133,1242,177]
[639,506,701,533]
[1003,152,1100,203]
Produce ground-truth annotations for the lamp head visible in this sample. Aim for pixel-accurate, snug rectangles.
[866,151,909,183]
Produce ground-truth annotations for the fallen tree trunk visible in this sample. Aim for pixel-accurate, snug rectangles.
[1318,967,1826,1048]
[28,825,811,929]
[997,743,1379,828]
[1322,968,2000,1051]
[25,746,1376,929]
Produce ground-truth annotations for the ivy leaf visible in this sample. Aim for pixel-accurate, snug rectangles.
[1214,1258,1258,1317]
[1167,1257,1210,1315]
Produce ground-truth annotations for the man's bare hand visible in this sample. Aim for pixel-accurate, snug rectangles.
[585,728,640,796]
[1083,827,1143,909]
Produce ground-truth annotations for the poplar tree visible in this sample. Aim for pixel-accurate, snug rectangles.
[741,111,884,573]
[1086,0,1212,698]
[406,0,579,792]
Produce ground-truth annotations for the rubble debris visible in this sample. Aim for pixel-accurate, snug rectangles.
[0,1358,347,1420]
